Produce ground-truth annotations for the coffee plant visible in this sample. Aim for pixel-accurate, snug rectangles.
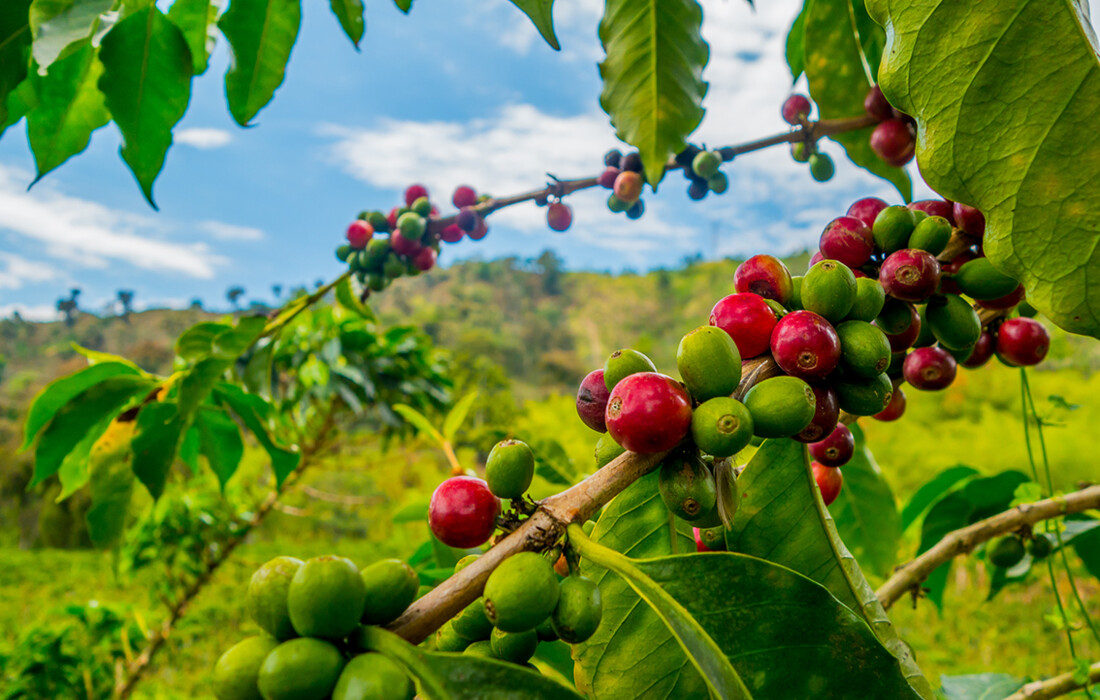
[5,0,1100,698]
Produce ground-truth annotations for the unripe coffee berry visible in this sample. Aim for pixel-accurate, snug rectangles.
[483,552,559,632]
[485,439,535,500]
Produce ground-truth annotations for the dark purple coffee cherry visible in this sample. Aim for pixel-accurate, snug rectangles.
[809,424,854,467]
[903,346,957,390]
[879,249,940,302]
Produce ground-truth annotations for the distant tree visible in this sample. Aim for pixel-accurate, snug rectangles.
[56,289,80,327]
[189,298,204,310]
[272,284,283,299]
[117,290,135,322]
[226,287,245,309]
[535,250,565,296]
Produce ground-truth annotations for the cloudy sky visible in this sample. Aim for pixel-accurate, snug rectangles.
[0,0,1088,320]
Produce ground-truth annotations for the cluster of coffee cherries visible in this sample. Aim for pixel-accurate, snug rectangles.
[864,85,917,168]
[781,95,835,182]
[213,554,421,700]
[335,184,492,295]
[988,529,1054,570]
[425,440,604,659]
[597,149,648,218]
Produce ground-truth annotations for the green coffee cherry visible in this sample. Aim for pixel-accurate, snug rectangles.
[908,215,952,255]
[594,433,626,468]
[551,575,603,644]
[359,559,419,625]
[603,349,657,391]
[708,172,729,194]
[913,305,936,348]
[287,556,367,640]
[801,260,857,322]
[248,557,303,641]
[658,451,717,521]
[836,321,892,378]
[692,150,722,178]
[790,142,811,163]
[411,196,432,217]
[485,439,535,499]
[691,397,753,458]
[954,258,1020,300]
[536,616,559,642]
[332,653,412,700]
[383,256,406,280]
[988,536,1026,568]
[742,376,816,438]
[789,275,804,310]
[483,552,559,632]
[833,373,893,416]
[214,636,280,700]
[463,640,494,657]
[452,599,493,641]
[367,274,386,292]
[1017,300,1038,318]
[676,326,742,401]
[607,194,630,213]
[1028,535,1054,559]
[876,298,914,335]
[397,212,426,239]
[697,525,727,551]
[336,245,352,263]
[454,555,479,574]
[846,277,886,323]
[363,238,390,271]
[367,211,389,233]
[872,206,917,255]
[490,628,539,663]
[435,622,469,652]
[927,294,981,350]
[809,153,834,182]
[257,638,345,700]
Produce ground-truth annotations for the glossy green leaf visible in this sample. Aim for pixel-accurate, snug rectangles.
[575,471,705,700]
[939,673,1027,700]
[532,437,576,487]
[598,0,708,186]
[177,356,231,420]
[868,0,1100,337]
[726,438,934,698]
[802,0,911,199]
[1073,519,1100,580]
[219,0,300,127]
[71,343,143,369]
[328,0,363,47]
[986,551,1033,601]
[212,315,266,357]
[195,406,244,489]
[242,340,275,398]
[27,41,109,181]
[179,423,200,473]
[131,400,184,499]
[0,0,33,128]
[391,498,429,523]
[785,5,805,81]
[167,0,214,74]
[830,423,901,577]
[55,409,113,500]
[900,465,979,532]
[28,0,111,69]
[30,374,154,487]
[507,0,558,50]
[335,276,376,320]
[442,391,477,443]
[86,422,136,549]
[3,78,38,136]
[393,403,443,445]
[98,4,193,207]
[392,0,411,13]
[355,626,585,700]
[214,383,299,486]
[22,361,140,450]
[176,321,231,361]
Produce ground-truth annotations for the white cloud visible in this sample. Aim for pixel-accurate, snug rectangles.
[176,128,234,149]
[0,303,57,321]
[0,252,58,289]
[199,220,264,241]
[0,165,225,278]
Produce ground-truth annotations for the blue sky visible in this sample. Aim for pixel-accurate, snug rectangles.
[4,0,1072,320]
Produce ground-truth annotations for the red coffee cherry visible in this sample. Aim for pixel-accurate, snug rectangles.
[404,184,430,206]
[794,385,840,444]
[953,203,985,238]
[874,385,906,421]
[864,85,893,121]
[819,216,874,269]
[782,94,812,125]
[605,373,692,453]
[452,185,478,208]
[429,476,500,548]
[812,462,843,506]
[547,202,573,232]
[346,220,373,249]
[879,249,941,302]
[440,224,465,243]
[846,197,888,229]
[709,293,777,359]
[903,346,958,390]
[870,118,916,167]
[810,423,855,467]
[996,318,1050,366]
[770,310,841,381]
[962,332,995,369]
[734,254,793,304]
[413,247,437,272]
[908,199,955,224]
[576,369,611,433]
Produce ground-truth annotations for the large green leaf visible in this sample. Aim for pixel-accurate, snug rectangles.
[726,439,934,698]
[532,437,577,487]
[55,410,113,500]
[785,5,805,82]
[26,41,109,180]
[21,361,141,450]
[573,526,922,699]
[131,400,185,499]
[939,673,1026,700]
[195,405,244,489]
[212,315,266,357]
[176,321,231,361]
[177,356,231,420]
[219,0,300,127]
[0,0,33,127]
[868,0,1100,337]
[597,0,708,187]
[508,0,558,51]
[830,423,901,578]
[98,4,193,207]
[335,276,375,320]
[900,465,978,532]
[328,0,363,48]
[28,0,111,69]
[86,422,137,549]
[802,0,911,199]
[30,374,154,487]
[214,383,299,486]
[575,471,705,700]
[167,0,215,74]
[442,391,477,443]
[1074,521,1100,581]
[354,626,585,700]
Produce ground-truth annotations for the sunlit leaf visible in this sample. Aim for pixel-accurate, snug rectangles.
[86,420,137,548]
[939,673,1027,700]
[328,0,363,48]
[21,361,141,450]
[900,465,979,532]
[167,0,215,74]
[507,0,558,50]
[28,0,112,69]
[219,0,300,126]
[830,423,901,577]
[393,403,444,445]
[131,400,185,499]
[195,405,244,489]
[442,391,477,443]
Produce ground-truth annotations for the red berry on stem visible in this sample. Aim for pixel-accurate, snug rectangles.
[390,231,422,257]
[440,224,464,243]
[709,293,777,359]
[387,207,401,231]
[547,202,573,232]
[908,200,955,224]
[346,220,373,249]
[864,85,893,121]
[903,346,957,390]
[576,369,611,432]
[795,385,840,443]
[429,476,500,548]
[846,197,889,229]
[809,251,825,267]
[452,185,478,208]
[770,310,841,381]
[980,285,1025,311]
[996,318,1050,366]
[819,216,874,268]
[810,424,854,467]
[812,462,843,506]
[469,216,489,241]
[953,203,986,238]
[405,184,430,206]
[879,249,941,302]
[413,247,437,272]
[870,119,916,167]
[456,207,480,233]
[598,167,620,189]
[605,373,693,453]
[614,171,644,204]
[734,255,793,304]
[782,94,812,125]
[962,331,995,369]
[874,386,906,421]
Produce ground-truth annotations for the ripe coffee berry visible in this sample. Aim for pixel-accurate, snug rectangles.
[404,183,429,206]
[782,94,812,124]
[846,197,888,229]
[770,310,841,381]
[547,202,573,232]
[469,216,490,241]
[429,476,500,548]
[962,331,995,369]
[874,385,906,421]
[864,85,893,121]
[346,220,373,249]
[604,149,623,167]
[621,152,643,173]
[819,216,874,268]
[413,247,437,272]
[614,171,644,204]
[598,167,620,189]
[605,373,692,453]
[794,385,839,443]
[813,462,843,506]
[810,424,855,467]
[390,231,422,257]
[734,254,793,304]
[456,207,480,233]
[903,346,957,390]
[870,119,916,167]
[996,318,1050,366]
[953,203,985,238]
[452,185,478,208]
[440,224,464,243]
[908,199,954,223]
[879,249,940,302]
[576,369,611,432]
[709,293,777,359]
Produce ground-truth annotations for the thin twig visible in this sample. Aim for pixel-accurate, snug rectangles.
[1002,661,1100,700]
